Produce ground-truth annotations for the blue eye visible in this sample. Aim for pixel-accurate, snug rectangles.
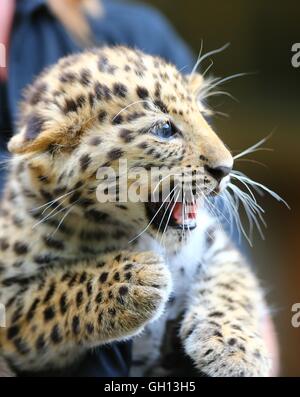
[153,121,177,139]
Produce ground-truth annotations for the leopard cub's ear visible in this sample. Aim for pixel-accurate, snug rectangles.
[8,114,59,155]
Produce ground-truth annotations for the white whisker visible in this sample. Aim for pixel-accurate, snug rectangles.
[214,111,230,118]
[112,99,152,121]
[32,198,78,229]
[191,42,230,77]
[50,199,81,237]
[156,184,180,241]
[230,171,290,208]
[207,72,250,92]
[202,59,214,78]
[30,189,78,212]
[233,133,273,160]
[228,183,265,240]
[225,188,252,246]
[32,196,71,229]
[203,90,238,102]
[160,189,181,246]
[190,40,204,77]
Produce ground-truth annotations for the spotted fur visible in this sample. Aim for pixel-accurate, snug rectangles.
[0,47,271,376]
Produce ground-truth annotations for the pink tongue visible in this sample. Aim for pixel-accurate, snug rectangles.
[172,202,197,224]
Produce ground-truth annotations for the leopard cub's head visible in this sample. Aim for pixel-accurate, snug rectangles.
[8,46,233,247]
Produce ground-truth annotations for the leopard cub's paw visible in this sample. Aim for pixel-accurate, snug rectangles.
[130,251,172,314]
[133,251,171,285]
[183,322,271,377]
[109,251,172,327]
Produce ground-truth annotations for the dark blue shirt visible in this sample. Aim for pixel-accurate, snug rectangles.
[0,0,194,377]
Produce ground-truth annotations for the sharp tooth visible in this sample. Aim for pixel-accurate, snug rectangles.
[183,219,197,229]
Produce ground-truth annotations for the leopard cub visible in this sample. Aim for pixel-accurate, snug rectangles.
[0,46,271,376]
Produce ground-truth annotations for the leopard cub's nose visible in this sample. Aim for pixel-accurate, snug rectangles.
[205,165,232,183]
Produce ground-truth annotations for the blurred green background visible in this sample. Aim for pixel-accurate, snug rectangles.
[144,0,300,376]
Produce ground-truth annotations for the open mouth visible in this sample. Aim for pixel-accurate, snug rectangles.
[145,200,197,231]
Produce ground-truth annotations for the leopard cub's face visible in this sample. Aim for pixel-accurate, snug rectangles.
[9,46,233,247]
